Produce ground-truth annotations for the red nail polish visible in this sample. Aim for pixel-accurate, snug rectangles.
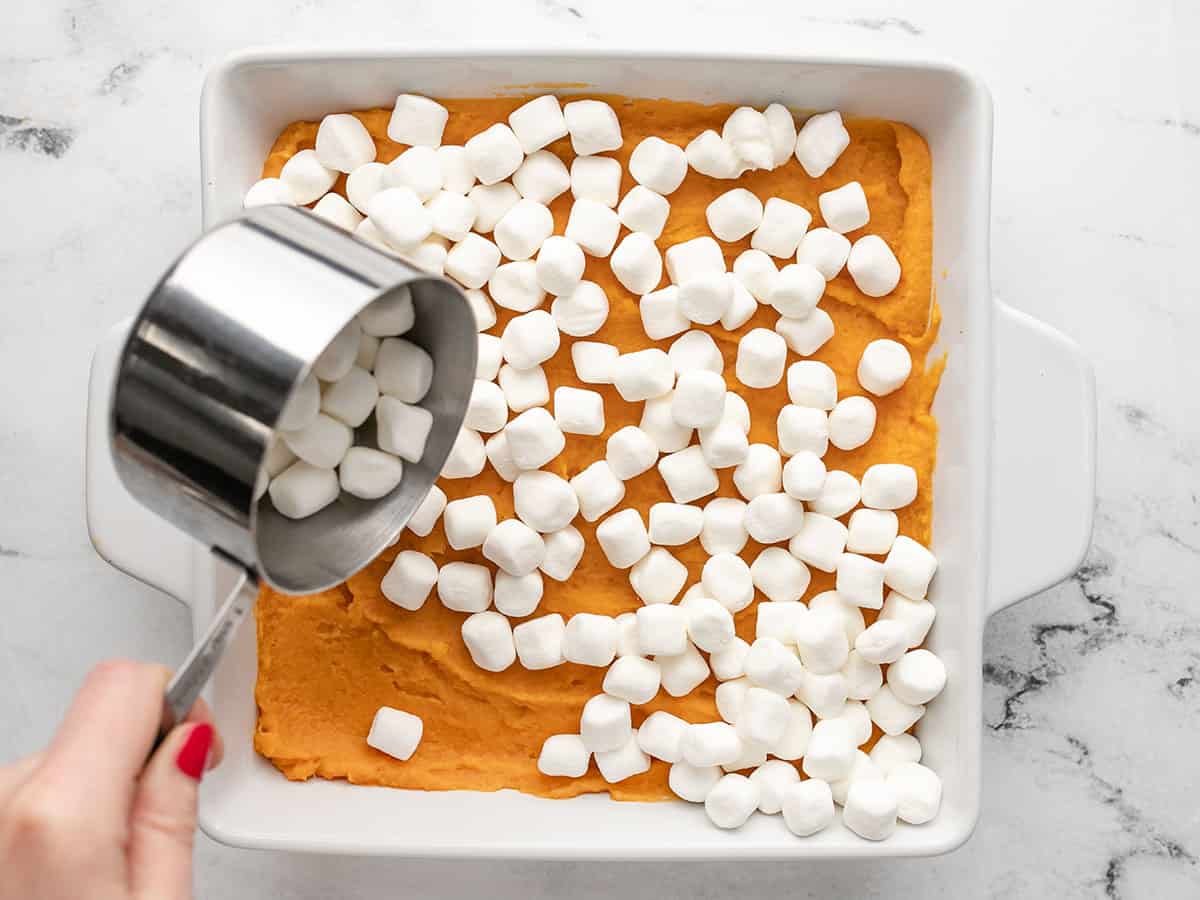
[175,723,214,781]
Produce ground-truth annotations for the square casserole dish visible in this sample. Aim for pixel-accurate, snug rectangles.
[84,46,1095,858]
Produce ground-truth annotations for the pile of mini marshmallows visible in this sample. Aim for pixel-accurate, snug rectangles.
[248,95,942,841]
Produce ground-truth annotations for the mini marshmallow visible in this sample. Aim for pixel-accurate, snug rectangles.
[571,460,626,521]
[564,613,619,667]
[781,451,826,502]
[615,612,640,658]
[627,136,687,195]
[637,603,689,656]
[795,227,852,280]
[639,286,690,341]
[732,444,783,501]
[437,146,476,194]
[339,447,403,499]
[848,235,902,298]
[280,149,337,204]
[737,686,791,747]
[565,197,621,258]
[763,103,798,168]
[572,340,618,384]
[444,233,502,289]
[442,495,498,551]
[801,719,856,781]
[359,289,416,339]
[508,94,568,154]
[461,611,517,672]
[534,235,586,296]
[771,699,814,761]
[611,232,664,295]
[400,237,448,276]
[464,123,524,186]
[794,110,850,178]
[732,249,778,302]
[322,366,378,428]
[513,470,579,533]
[437,561,493,613]
[368,187,433,249]
[777,405,829,457]
[721,276,758,331]
[752,552,812,606]
[648,502,704,546]
[744,492,806,544]
[540,525,586,582]
[537,732,589,776]
[735,328,787,389]
[787,513,848,572]
[669,761,723,802]
[887,649,947,706]
[467,182,521,233]
[861,463,918,510]
[855,620,911,665]
[569,154,622,207]
[603,656,661,704]
[787,360,838,410]
[617,185,671,238]
[498,363,549,413]
[718,393,758,441]
[682,722,744,768]
[312,192,365,231]
[406,485,446,537]
[282,413,352,470]
[483,518,546,576]
[356,332,381,371]
[671,370,726,429]
[809,470,862,518]
[744,637,804,696]
[706,188,763,242]
[781,778,834,836]
[639,711,689,762]
[829,749,883,805]
[705,773,761,829]
[797,668,848,720]
[722,106,774,171]
[553,385,605,436]
[809,591,866,644]
[551,281,610,337]
[494,571,544,618]
[795,608,850,674]
[843,650,884,701]
[842,779,899,841]
[711,636,751,682]
[866,685,925,736]
[381,551,438,611]
[775,308,836,358]
[686,596,736,652]
[677,272,733,326]
[836,553,886,610]
[641,637,704,693]
[846,509,899,555]
[580,693,632,752]
[346,162,388,214]
[474,334,502,382]
[464,379,508,433]
[596,508,650,569]
[367,706,423,761]
[723,740,769,776]
[605,426,659,480]
[887,762,942,825]
[818,181,869,234]
[700,501,744,556]
[595,732,652,783]
[828,396,877,451]
[385,145,443,201]
[613,348,675,401]
[261,439,297,498]
[426,190,477,242]
[387,94,447,146]
[243,177,295,208]
[630,548,689,605]
[640,393,693,453]
[884,536,938,599]
[686,129,743,179]
[440,426,486,479]
[750,759,801,815]
[501,310,560,371]
[665,236,726,285]
[768,263,825,319]
[752,197,812,258]
[494,198,554,261]
[870,733,923,775]
[563,99,622,155]
[878,590,936,648]
[699,421,749,470]
[658,446,719,504]
[269,461,339,519]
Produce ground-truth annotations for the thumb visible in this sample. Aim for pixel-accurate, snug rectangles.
[127,722,214,900]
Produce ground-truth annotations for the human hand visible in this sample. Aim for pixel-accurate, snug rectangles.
[0,659,224,900]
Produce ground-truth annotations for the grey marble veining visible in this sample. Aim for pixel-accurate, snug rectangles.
[2,0,1199,897]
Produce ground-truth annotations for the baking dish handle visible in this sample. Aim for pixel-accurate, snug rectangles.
[86,318,199,605]
[988,301,1096,615]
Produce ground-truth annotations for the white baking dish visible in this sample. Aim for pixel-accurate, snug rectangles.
[84,46,1095,858]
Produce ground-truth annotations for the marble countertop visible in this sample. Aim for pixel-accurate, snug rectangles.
[3,0,1198,896]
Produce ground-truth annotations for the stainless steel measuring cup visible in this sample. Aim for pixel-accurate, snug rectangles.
[110,205,477,739]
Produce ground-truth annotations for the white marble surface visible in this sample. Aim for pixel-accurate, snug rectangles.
[2,0,1199,896]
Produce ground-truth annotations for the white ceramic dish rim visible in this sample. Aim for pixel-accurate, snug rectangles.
[84,44,1096,859]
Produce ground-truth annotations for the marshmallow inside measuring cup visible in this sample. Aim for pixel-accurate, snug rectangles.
[266,286,436,519]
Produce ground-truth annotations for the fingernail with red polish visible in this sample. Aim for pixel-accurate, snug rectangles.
[176,723,214,781]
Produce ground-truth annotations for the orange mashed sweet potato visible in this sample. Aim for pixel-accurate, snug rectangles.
[253,96,942,801]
